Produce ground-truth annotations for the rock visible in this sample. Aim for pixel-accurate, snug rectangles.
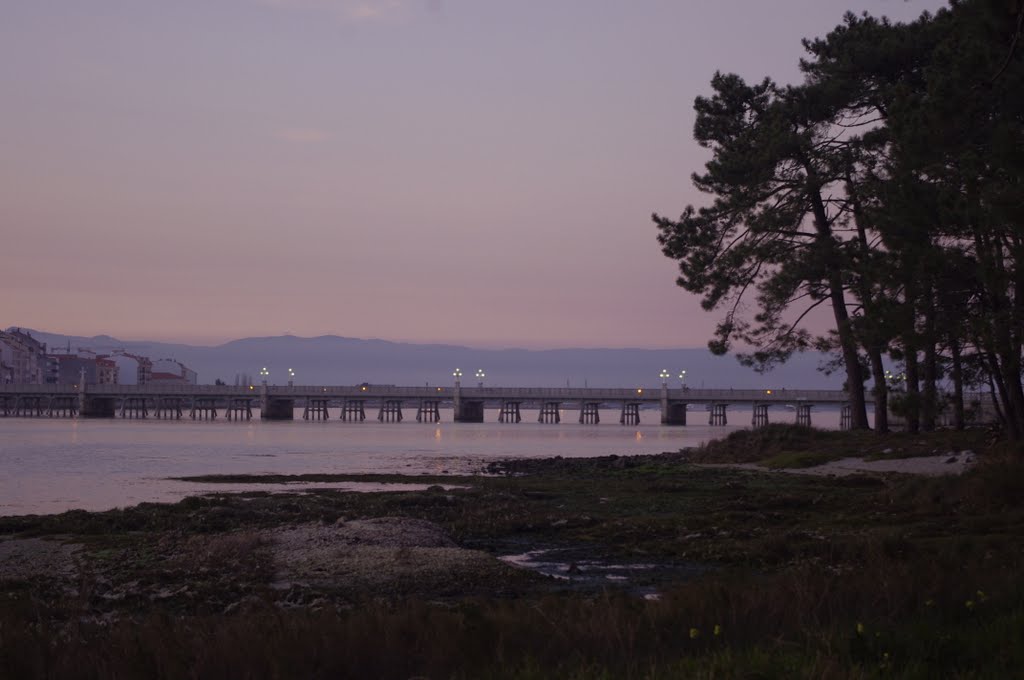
[945,456,958,464]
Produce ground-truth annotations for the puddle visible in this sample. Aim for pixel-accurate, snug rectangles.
[497,546,704,598]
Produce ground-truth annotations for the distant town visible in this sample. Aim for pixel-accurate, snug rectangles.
[0,327,198,387]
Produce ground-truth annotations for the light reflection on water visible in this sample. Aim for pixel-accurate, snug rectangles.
[0,407,843,516]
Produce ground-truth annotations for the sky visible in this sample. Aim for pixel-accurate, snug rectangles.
[1,0,947,349]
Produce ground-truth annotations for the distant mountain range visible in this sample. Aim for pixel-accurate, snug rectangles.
[14,328,842,389]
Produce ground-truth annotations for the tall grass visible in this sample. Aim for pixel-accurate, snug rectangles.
[4,543,1020,679]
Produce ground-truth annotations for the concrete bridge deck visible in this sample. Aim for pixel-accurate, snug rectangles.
[0,383,994,428]
[0,385,991,428]
[0,383,857,403]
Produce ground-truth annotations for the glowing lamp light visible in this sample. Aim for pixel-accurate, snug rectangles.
[453,368,463,378]
[637,388,643,394]
[766,389,773,395]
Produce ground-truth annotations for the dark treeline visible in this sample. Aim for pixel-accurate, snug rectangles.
[655,0,1024,438]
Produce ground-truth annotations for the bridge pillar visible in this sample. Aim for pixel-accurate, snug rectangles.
[416,399,441,423]
[120,397,149,419]
[261,399,294,420]
[454,399,484,423]
[751,404,769,428]
[795,403,812,427]
[80,396,116,418]
[155,397,183,420]
[620,402,641,426]
[579,402,600,424]
[227,398,254,421]
[378,399,404,423]
[498,400,522,423]
[662,401,687,425]
[48,395,78,418]
[190,397,218,420]
[303,398,330,421]
[708,403,728,426]
[341,399,366,422]
[538,401,561,424]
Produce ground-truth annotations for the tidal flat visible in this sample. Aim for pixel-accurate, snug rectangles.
[2,426,1022,679]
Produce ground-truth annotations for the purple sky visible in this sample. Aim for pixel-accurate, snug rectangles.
[2,0,945,349]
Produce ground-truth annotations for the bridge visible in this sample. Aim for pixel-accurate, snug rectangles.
[0,382,876,428]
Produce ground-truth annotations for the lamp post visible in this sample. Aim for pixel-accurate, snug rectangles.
[659,369,670,386]
[259,367,269,386]
[287,368,295,387]
[475,369,485,388]
[453,368,463,387]
[679,370,687,390]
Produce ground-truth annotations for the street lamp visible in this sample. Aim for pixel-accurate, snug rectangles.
[453,368,463,387]
[679,370,687,390]
[287,368,295,387]
[475,369,485,387]
[659,369,670,386]
[259,367,269,385]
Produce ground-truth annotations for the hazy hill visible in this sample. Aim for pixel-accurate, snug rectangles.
[13,328,842,389]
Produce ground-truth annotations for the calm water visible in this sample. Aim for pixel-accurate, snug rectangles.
[0,406,843,516]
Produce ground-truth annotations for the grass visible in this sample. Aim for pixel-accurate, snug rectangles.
[686,423,994,468]
[2,427,1023,677]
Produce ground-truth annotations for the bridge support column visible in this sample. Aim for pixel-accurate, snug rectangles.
[708,403,728,426]
[839,404,851,431]
[795,403,812,427]
[341,400,366,422]
[260,399,294,420]
[120,397,149,419]
[378,399,403,423]
[620,402,641,426]
[454,399,484,423]
[416,399,441,423]
[226,398,254,421]
[498,400,522,423]
[0,395,12,416]
[155,397,183,420]
[579,402,600,424]
[80,396,116,418]
[48,395,78,418]
[191,398,218,420]
[303,398,330,421]
[752,404,769,428]
[538,402,561,424]
[15,395,45,417]
[662,401,687,425]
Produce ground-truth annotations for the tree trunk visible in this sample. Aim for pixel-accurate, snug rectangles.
[808,186,869,429]
[904,345,921,434]
[869,346,889,433]
[950,336,965,430]
[921,287,938,431]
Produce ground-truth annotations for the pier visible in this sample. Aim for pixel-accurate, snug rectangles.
[0,383,997,429]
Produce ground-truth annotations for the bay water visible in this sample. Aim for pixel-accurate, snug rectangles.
[0,406,844,515]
